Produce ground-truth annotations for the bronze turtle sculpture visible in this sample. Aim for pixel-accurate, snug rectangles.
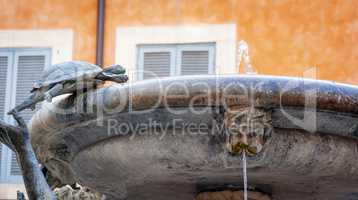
[8,61,128,114]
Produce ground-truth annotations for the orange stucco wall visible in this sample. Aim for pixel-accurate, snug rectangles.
[0,0,97,63]
[0,0,357,84]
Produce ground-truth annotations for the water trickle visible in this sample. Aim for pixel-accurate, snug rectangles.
[242,106,251,200]
[242,151,248,200]
[237,40,257,75]
[239,39,257,200]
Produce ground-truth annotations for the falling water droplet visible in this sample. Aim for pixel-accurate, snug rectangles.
[237,40,257,75]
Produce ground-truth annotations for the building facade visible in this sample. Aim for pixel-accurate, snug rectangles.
[0,0,357,199]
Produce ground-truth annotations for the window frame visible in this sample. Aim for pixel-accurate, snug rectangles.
[137,43,216,80]
[0,48,51,183]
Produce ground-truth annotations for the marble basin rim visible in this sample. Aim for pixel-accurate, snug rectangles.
[29,75,358,200]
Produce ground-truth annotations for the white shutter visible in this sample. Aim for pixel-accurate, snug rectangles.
[0,55,9,121]
[138,44,215,80]
[9,50,49,177]
[180,51,210,75]
[14,55,47,122]
[0,53,12,177]
[143,52,171,79]
[0,145,2,168]
[10,153,21,176]
[177,44,215,76]
[0,56,6,171]
[138,46,176,80]
[0,48,49,182]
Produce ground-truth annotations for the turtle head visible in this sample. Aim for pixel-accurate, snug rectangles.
[97,64,128,83]
[103,64,126,75]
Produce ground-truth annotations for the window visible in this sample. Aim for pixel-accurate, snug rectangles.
[137,43,215,80]
[0,48,50,183]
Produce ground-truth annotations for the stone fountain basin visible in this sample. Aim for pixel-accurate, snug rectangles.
[29,75,358,200]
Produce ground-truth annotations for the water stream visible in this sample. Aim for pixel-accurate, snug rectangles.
[237,40,257,75]
[239,40,256,200]
[242,151,248,200]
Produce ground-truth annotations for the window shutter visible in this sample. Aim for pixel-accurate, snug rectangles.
[138,44,215,80]
[0,54,11,174]
[180,51,209,75]
[0,56,9,121]
[10,153,21,176]
[15,55,46,122]
[143,52,171,79]
[0,145,2,167]
[10,54,47,176]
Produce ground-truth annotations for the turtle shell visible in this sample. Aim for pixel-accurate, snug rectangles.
[32,61,103,91]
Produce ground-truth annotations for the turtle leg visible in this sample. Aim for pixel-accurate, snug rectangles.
[7,91,44,114]
[44,83,64,102]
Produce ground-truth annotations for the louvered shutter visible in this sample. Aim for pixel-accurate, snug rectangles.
[143,52,171,79]
[0,55,9,121]
[0,56,6,170]
[10,153,21,175]
[180,51,210,75]
[10,52,48,176]
[138,44,215,80]
[0,145,2,168]
[15,55,46,122]
[0,54,11,172]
